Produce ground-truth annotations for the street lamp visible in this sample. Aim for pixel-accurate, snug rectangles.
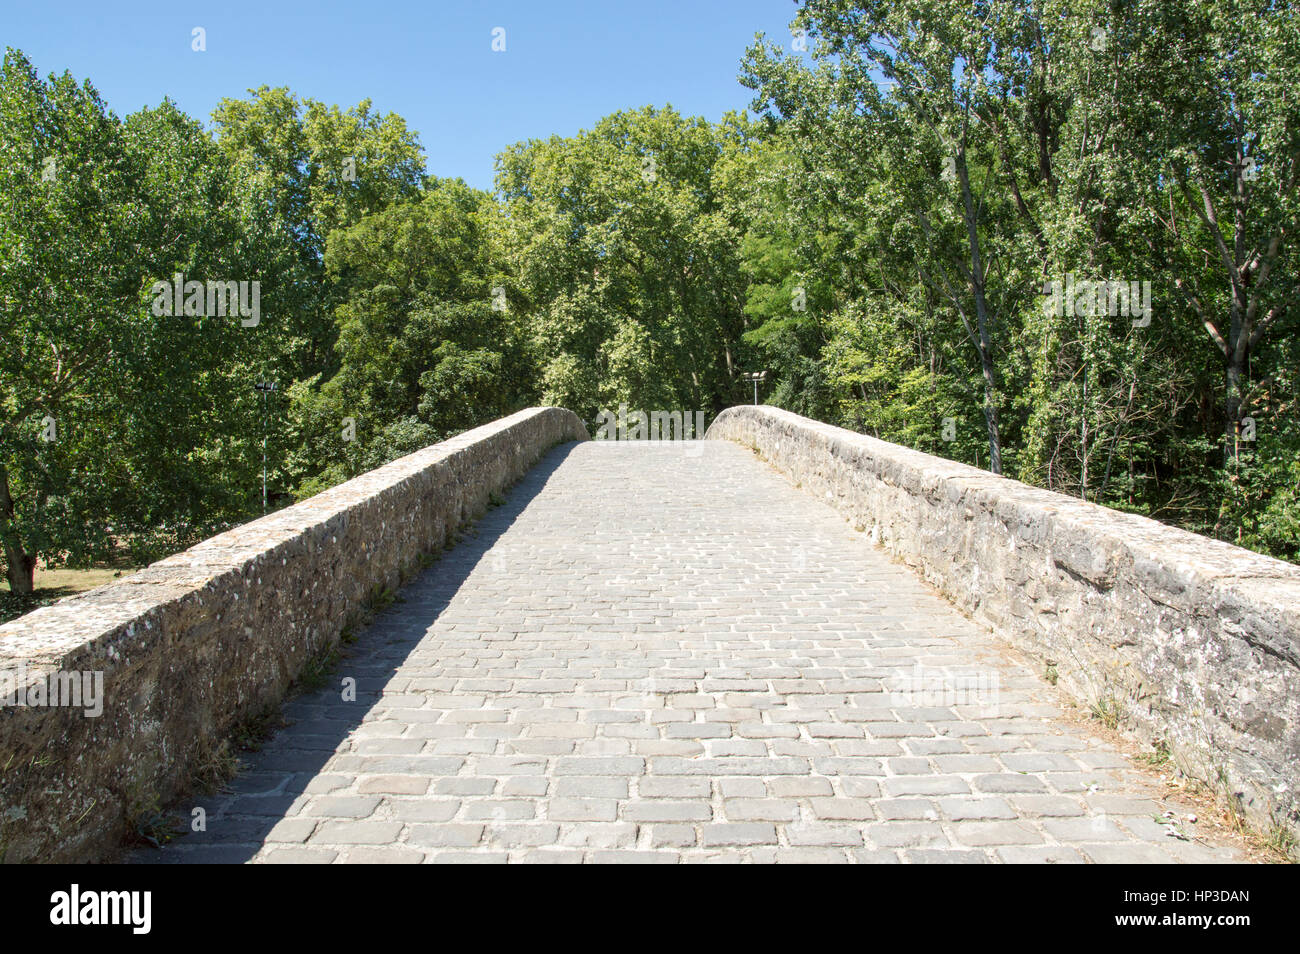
[742,371,767,405]
[254,380,277,513]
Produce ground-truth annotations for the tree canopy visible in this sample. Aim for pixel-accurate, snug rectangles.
[2,2,1297,601]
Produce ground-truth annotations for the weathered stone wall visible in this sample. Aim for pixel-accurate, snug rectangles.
[707,405,1300,834]
[0,407,588,863]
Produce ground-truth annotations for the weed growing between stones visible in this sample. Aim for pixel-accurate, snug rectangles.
[1133,740,1171,767]
[1263,820,1299,861]
[187,735,238,794]
[1218,793,1299,864]
[1090,694,1123,730]
[124,788,181,850]
[231,708,286,754]
[296,646,343,693]
[367,583,399,613]
[1140,755,1298,864]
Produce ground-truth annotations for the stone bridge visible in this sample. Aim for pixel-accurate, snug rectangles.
[1,407,1296,864]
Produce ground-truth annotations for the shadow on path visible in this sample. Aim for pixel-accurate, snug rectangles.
[126,441,582,863]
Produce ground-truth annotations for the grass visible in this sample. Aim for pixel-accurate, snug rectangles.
[295,646,344,693]
[1144,755,1297,864]
[234,710,285,752]
[1262,822,1299,860]
[129,805,183,849]
[123,786,183,850]
[1134,741,1172,767]
[1089,694,1123,730]
[187,737,239,794]
[367,583,399,613]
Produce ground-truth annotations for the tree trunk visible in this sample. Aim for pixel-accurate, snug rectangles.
[957,154,1003,475]
[1225,352,1246,465]
[4,542,35,595]
[1079,365,1089,501]
[0,463,35,595]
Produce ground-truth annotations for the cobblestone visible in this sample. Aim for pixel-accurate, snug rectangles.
[134,441,1249,864]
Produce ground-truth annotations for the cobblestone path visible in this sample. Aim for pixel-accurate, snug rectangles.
[136,440,1247,863]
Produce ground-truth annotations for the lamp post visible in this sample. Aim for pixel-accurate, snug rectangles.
[742,371,767,405]
[254,380,277,513]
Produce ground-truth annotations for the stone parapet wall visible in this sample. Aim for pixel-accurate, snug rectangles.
[707,405,1300,834]
[0,407,588,863]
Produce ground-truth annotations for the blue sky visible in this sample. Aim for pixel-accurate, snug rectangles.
[2,0,803,191]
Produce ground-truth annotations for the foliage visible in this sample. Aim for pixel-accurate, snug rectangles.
[2,2,1298,590]
[496,105,756,421]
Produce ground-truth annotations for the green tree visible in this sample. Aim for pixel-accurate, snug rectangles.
[497,106,755,421]
[211,87,427,389]
[0,51,267,592]
[291,178,530,494]
[0,50,149,592]
[745,1,1076,473]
